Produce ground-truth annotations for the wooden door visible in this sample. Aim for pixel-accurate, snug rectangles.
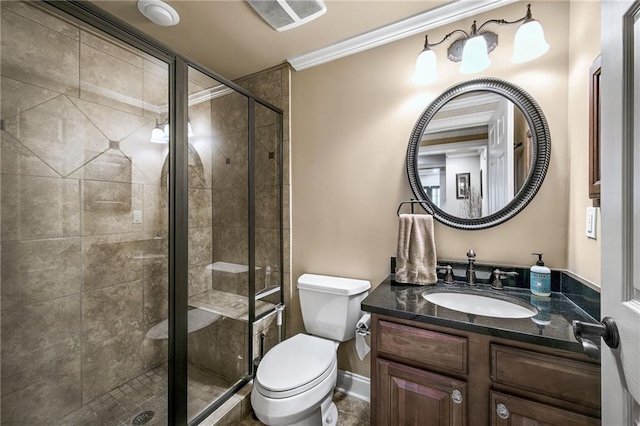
[601,0,640,424]
[489,392,600,426]
[377,358,466,426]
[487,98,514,214]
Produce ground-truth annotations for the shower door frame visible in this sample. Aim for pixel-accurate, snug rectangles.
[42,2,284,425]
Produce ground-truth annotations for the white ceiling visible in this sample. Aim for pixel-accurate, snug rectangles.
[90,0,451,80]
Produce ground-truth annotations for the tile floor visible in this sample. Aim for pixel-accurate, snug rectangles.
[239,391,370,426]
[55,363,234,425]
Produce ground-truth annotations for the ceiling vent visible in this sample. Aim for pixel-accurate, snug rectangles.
[247,0,326,31]
[137,0,180,27]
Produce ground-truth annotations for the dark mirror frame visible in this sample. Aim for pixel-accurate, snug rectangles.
[407,78,551,230]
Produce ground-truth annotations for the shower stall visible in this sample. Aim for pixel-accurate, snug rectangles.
[0,1,284,424]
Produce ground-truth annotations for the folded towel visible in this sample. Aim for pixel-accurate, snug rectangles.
[395,214,437,285]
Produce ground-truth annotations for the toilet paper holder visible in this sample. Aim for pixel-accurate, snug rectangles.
[356,313,371,336]
[356,327,370,336]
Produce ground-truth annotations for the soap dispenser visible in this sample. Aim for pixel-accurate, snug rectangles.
[530,253,551,297]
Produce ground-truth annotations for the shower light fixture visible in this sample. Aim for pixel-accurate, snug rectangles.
[412,3,549,84]
[149,118,194,144]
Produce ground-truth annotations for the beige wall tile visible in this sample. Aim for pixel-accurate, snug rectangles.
[80,43,143,116]
[1,1,79,40]
[69,97,151,142]
[143,70,169,117]
[144,184,166,232]
[3,96,109,178]
[69,149,133,183]
[212,187,248,228]
[213,227,248,265]
[211,145,248,189]
[0,77,60,121]
[214,93,248,135]
[82,281,143,346]
[142,334,168,370]
[189,188,213,228]
[1,237,82,310]
[1,175,80,241]
[255,228,280,270]
[1,295,81,375]
[81,329,144,403]
[189,264,212,297]
[0,10,79,95]
[143,274,168,325]
[80,29,142,68]
[0,354,81,424]
[189,227,213,267]
[1,131,60,178]
[143,58,169,79]
[120,122,167,185]
[83,238,144,291]
[212,271,247,297]
[187,323,217,372]
[255,97,279,127]
[255,185,279,229]
[252,80,282,110]
[82,180,143,235]
[215,326,247,381]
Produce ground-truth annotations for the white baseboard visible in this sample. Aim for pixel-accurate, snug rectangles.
[335,370,370,403]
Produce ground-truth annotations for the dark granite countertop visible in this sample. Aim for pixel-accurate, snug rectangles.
[362,276,600,354]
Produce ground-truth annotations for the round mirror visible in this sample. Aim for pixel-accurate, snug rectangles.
[407,78,550,230]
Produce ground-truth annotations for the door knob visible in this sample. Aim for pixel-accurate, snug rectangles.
[572,317,620,361]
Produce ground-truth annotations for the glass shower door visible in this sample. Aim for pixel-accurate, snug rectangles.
[0,2,170,424]
[184,65,252,422]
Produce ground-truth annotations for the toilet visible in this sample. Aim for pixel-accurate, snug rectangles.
[251,273,371,426]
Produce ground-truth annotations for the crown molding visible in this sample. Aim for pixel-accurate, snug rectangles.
[287,0,518,71]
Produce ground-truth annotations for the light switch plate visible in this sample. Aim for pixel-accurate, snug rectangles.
[133,210,143,224]
[586,207,597,239]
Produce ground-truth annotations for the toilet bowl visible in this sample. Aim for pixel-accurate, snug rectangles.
[251,334,339,425]
[251,274,371,426]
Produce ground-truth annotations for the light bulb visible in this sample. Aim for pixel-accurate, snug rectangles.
[412,48,438,85]
[460,35,490,74]
[512,19,549,64]
[187,120,194,137]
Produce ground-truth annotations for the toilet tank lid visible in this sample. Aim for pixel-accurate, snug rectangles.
[297,273,371,296]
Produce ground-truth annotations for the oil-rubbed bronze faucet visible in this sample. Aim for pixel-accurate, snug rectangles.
[438,264,455,284]
[466,249,477,286]
[491,269,519,290]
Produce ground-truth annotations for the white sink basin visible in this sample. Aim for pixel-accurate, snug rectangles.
[422,292,538,319]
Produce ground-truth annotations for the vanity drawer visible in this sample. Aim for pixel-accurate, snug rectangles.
[377,320,468,374]
[490,344,600,409]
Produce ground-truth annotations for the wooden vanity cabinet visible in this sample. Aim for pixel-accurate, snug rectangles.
[370,314,601,425]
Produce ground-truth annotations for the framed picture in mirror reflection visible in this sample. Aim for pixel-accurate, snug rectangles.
[456,173,471,199]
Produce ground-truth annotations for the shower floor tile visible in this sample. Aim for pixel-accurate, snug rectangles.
[55,363,234,425]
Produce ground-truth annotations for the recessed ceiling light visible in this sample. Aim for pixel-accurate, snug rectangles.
[137,0,180,27]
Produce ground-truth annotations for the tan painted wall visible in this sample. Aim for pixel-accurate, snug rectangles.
[567,0,601,286]
[290,1,595,377]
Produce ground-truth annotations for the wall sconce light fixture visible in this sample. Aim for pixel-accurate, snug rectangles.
[412,4,549,84]
[149,118,194,144]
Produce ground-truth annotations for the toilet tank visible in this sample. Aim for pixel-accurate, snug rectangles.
[297,274,371,342]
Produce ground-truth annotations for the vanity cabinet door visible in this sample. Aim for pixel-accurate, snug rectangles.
[490,392,600,426]
[377,358,467,425]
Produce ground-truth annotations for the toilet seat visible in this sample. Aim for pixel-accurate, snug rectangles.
[255,334,337,399]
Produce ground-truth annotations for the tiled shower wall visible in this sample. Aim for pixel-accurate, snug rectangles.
[0,2,169,422]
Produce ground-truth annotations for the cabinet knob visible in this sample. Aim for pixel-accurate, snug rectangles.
[496,403,510,419]
[451,389,463,404]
